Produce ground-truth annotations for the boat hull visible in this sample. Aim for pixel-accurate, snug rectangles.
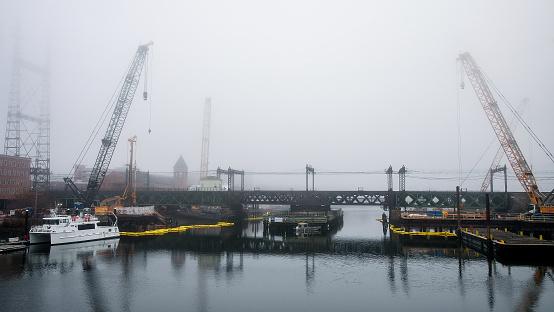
[29,232,52,244]
[30,226,120,245]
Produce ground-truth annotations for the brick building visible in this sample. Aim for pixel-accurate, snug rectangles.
[58,156,190,192]
[0,155,32,200]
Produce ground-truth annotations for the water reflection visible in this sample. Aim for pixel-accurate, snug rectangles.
[305,252,315,292]
[25,239,119,276]
[2,208,554,312]
[514,267,553,312]
[111,220,523,310]
[25,239,119,312]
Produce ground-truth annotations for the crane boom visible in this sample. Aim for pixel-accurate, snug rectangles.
[458,52,544,208]
[480,99,528,192]
[65,42,152,207]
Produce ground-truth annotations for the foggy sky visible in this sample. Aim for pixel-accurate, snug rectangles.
[1,0,553,192]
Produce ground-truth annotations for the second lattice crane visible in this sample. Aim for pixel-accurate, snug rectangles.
[458,52,554,214]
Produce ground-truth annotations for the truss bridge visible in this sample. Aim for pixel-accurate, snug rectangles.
[52,189,514,210]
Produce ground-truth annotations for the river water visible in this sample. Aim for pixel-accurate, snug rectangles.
[1,206,553,312]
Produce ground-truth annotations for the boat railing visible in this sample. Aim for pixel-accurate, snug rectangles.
[401,211,554,222]
[95,211,118,227]
[521,214,554,222]
[29,225,56,232]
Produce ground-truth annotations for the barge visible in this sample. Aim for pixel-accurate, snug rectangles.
[461,228,554,265]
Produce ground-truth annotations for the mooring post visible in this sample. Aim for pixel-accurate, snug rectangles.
[24,209,29,239]
[486,194,491,241]
[456,186,461,235]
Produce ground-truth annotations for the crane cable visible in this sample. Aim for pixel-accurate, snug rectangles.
[456,59,464,187]
[146,46,154,134]
[67,59,133,178]
[143,55,148,101]
[458,102,528,188]
[457,59,492,187]
[478,63,554,164]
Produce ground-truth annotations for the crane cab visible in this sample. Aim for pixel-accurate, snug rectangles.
[527,204,539,215]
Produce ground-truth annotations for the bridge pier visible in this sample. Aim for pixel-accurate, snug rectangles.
[388,207,402,225]
[224,204,245,222]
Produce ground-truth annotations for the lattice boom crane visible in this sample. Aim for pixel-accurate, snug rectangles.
[65,42,153,208]
[458,52,554,213]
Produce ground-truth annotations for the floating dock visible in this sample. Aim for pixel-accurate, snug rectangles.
[0,243,27,253]
[397,213,554,240]
[388,224,459,247]
[461,228,554,265]
[263,209,343,234]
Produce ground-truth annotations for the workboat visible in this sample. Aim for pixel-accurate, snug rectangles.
[295,222,321,234]
[29,211,119,245]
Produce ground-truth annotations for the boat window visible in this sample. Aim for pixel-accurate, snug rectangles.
[43,219,60,225]
[78,224,96,230]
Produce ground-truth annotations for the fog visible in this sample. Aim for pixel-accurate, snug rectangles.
[1,0,553,192]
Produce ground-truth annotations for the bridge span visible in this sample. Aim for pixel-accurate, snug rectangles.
[51,189,515,210]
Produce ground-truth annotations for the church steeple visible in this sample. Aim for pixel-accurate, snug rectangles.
[173,155,188,189]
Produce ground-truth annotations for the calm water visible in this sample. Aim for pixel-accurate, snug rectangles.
[1,206,553,312]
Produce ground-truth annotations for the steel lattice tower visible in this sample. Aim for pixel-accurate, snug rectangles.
[386,166,393,191]
[398,165,406,191]
[200,98,211,179]
[4,32,21,158]
[3,31,51,191]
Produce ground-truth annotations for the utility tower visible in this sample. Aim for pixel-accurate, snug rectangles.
[217,167,244,191]
[3,30,50,191]
[386,166,393,191]
[398,165,406,191]
[200,98,211,179]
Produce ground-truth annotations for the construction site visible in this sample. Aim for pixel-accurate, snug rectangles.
[0,37,236,235]
[1,37,553,240]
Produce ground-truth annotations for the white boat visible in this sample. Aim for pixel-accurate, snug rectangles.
[29,212,119,245]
